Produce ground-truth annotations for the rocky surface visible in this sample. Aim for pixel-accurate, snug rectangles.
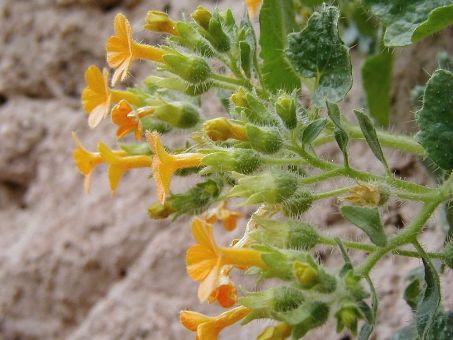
[0,0,452,339]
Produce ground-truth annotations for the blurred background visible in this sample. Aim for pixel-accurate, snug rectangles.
[0,1,452,339]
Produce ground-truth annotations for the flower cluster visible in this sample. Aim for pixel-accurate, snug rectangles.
[73,1,453,339]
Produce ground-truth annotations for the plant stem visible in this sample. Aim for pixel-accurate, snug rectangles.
[264,158,308,166]
[210,73,247,87]
[313,186,353,200]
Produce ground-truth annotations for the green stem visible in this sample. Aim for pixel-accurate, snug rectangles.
[210,73,246,87]
[319,237,445,260]
[299,169,343,185]
[313,186,353,200]
[264,158,308,166]
[312,125,425,156]
[211,80,239,91]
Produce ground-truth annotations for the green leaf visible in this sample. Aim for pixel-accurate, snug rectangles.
[358,276,378,340]
[259,0,300,92]
[392,324,418,340]
[440,201,453,239]
[361,50,394,127]
[327,102,350,167]
[415,69,453,170]
[413,241,441,339]
[354,110,390,174]
[286,5,352,106]
[363,0,453,47]
[301,118,327,145]
[392,311,453,340]
[340,206,387,247]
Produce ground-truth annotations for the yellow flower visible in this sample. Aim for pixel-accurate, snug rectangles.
[186,218,266,302]
[180,306,250,340]
[245,0,262,18]
[144,10,179,35]
[207,267,237,308]
[203,118,248,142]
[146,131,203,203]
[339,181,385,207]
[81,65,139,128]
[107,13,165,86]
[204,201,242,231]
[97,142,151,194]
[111,100,145,140]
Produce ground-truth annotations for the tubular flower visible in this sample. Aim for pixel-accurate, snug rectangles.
[107,13,165,86]
[245,0,262,18]
[204,201,242,231]
[180,306,250,340]
[144,10,179,35]
[98,142,151,194]
[146,131,203,203]
[111,100,147,140]
[81,65,139,128]
[257,322,292,340]
[186,218,266,302]
[208,267,237,308]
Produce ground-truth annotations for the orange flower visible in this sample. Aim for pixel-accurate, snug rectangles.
[245,0,262,18]
[111,100,145,140]
[81,65,139,128]
[208,267,237,308]
[205,201,242,231]
[107,13,165,86]
[186,218,266,302]
[180,306,250,340]
[146,131,203,203]
[98,142,151,193]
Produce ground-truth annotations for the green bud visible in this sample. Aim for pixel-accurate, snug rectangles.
[191,5,212,30]
[202,148,262,174]
[344,271,369,300]
[240,286,305,324]
[335,304,363,336]
[140,116,172,134]
[174,22,214,56]
[148,201,175,219]
[167,179,222,217]
[246,124,282,154]
[154,101,200,129]
[228,171,298,205]
[207,14,230,52]
[282,189,314,217]
[185,81,213,96]
[250,217,319,250]
[275,93,297,129]
[257,323,291,340]
[163,52,211,83]
[293,261,319,289]
[277,301,329,338]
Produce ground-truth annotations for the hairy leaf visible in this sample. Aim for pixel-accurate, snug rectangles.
[413,242,441,339]
[301,118,327,145]
[362,50,394,127]
[286,5,352,106]
[259,0,299,92]
[363,0,453,47]
[415,69,453,170]
[354,110,390,173]
[327,102,350,167]
[340,206,387,247]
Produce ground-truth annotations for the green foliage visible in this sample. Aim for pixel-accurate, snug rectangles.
[361,50,394,127]
[301,118,327,145]
[363,0,453,46]
[340,206,387,247]
[259,0,300,92]
[416,69,453,170]
[286,5,352,106]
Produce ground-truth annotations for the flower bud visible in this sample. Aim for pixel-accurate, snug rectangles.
[144,11,178,35]
[246,124,282,154]
[228,171,298,205]
[154,101,200,129]
[163,52,211,84]
[231,87,248,107]
[140,116,172,134]
[275,93,297,129]
[335,304,363,336]
[344,271,369,300]
[293,261,319,289]
[202,149,262,174]
[207,15,230,52]
[257,323,291,340]
[282,189,314,217]
[203,118,247,141]
[191,5,212,31]
[148,201,175,219]
[285,302,329,338]
[174,22,214,56]
[250,217,319,250]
